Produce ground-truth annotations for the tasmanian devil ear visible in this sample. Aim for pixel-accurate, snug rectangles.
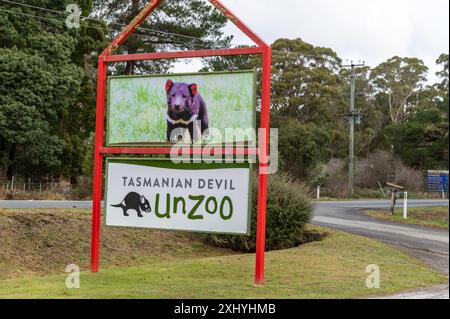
[189,83,198,96]
[140,195,145,204]
[165,79,174,93]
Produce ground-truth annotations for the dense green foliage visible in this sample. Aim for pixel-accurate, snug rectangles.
[93,0,231,74]
[205,173,312,252]
[385,55,449,170]
[0,2,448,181]
[0,0,228,179]
[275,117,331,178]
[0,0,106,179]
[206,39,448,177]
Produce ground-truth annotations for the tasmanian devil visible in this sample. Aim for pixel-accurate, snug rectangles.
[165,80,209,143]
[111,192,152,218]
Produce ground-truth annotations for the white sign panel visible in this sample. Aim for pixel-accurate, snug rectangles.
[106,159,251,235]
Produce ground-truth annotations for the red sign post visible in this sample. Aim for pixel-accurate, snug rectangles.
[90,0,271,286]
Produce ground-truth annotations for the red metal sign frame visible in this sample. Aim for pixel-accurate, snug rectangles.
[90,0,271,286]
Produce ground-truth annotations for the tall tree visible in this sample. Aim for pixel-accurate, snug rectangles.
[0,0,106,179]
[385,54,449,170]
[270,38,345,123]
[436,53,449,90]
[93,0,232,74]
[371,56,428,124]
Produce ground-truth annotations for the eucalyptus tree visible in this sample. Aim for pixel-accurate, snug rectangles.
[371,56,428,124]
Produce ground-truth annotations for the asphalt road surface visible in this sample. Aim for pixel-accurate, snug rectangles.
[1,198,448,298]
[313,200,449,257]
[312,199,449,299]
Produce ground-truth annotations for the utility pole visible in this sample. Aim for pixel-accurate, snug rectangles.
[342,61,365,197]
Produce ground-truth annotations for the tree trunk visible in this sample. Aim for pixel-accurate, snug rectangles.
[124,0,141,75]
[6,143,16,179]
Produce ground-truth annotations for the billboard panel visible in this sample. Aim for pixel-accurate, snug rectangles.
[105,159,252,235]
[107,70,256,145]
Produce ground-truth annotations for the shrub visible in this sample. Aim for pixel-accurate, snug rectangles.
[276,117,331,179]
[322,158,348,197]
[323,150,425,196]
[395,165,424,193]
[354,150,393,188]
[204,173,313,252]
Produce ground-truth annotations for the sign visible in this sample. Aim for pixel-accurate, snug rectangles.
[106,159,252,235]
[427,170,449,193]
[107,71,256,145]
[91,0,271,285]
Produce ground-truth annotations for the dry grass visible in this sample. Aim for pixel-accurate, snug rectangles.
[0,208,233,279]
[0,189,67,200]
[366,206,449,230]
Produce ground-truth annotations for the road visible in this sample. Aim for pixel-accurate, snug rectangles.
[312,199,449,299]
[0,200,447,256]
[313,200,449,257]
[1,198,448,298]
[0,200,95,209]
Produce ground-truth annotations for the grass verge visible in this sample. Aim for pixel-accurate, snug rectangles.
[366,206,449,230]
[0,207,446,298]
[0,208,234,279]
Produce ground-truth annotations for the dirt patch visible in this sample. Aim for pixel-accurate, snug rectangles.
[297,228,328,245]
[0,209,233,279]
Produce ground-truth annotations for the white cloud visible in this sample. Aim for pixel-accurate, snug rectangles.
[218,0,449,82]
[172,0,448,82]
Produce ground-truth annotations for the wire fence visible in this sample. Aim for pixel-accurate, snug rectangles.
[0,177,74,193]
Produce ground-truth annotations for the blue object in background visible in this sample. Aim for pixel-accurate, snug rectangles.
[427,170,449,193]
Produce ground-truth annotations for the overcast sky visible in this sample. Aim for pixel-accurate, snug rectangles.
[177,0,449,82]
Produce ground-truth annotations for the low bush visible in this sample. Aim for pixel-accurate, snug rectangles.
[204,173,313,252]
[322,150,426,197]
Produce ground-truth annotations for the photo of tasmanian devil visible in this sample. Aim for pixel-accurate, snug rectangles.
[111,192,152,218]
[165,79,209,143]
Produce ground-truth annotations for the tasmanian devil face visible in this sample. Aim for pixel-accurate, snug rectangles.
[166,80,198,114]
[139,195,152,213]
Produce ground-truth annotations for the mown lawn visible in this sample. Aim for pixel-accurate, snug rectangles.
[366,206,449,230]
[0,226,445,299]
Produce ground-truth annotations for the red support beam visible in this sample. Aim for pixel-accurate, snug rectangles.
[101,0,162,57]
[208,0,269,48]
[91,0,271,287]
[90,58,107,273]
[255,46,272,286]
[105,47,263,63]
[100,147,259,155]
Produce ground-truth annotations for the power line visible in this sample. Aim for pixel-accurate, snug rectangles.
[0,7,160,43]
[0,8,240,56]
[0,7,82,28]
[0,6,218,51]
[0,0,222,46]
